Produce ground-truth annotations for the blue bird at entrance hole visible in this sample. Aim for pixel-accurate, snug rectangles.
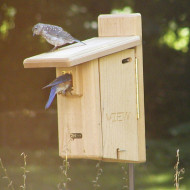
[43,73,72,109]
[32,23,85,51]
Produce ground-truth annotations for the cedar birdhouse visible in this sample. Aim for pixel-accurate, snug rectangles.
[23,13,146,163]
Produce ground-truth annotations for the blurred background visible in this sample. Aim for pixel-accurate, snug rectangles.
[0,0,190,189]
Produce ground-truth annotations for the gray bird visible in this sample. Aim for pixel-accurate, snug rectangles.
[32,23,85,51]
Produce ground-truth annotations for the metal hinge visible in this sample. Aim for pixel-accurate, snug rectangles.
[135,58,140,120]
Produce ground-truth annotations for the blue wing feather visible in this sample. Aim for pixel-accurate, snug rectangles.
[43,74,71,89]
[45,86,57,109]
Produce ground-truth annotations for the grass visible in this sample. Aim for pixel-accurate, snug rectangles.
[174,149,185,190]
[0,138,189,190]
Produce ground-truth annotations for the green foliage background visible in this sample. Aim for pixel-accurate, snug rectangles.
[0,0,190,189]
[0,0,190,142]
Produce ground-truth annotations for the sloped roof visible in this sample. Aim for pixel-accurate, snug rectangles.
[23,36,140,68]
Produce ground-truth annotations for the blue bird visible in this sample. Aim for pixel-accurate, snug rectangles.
[43,73,72,109]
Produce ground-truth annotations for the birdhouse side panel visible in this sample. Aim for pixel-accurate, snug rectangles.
[136,44,146,162]
[99,49,139,162]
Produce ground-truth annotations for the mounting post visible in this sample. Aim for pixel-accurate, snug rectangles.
[128,163,135,190]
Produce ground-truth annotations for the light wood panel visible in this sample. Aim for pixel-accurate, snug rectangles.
[135,17,146,162]
[98,13,142,37]
[56,59,102,160]
[23,37,140,68]
[98,13,146,162]
[99,49,139,162]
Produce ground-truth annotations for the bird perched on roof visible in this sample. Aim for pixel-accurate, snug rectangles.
[32,23,85,51]
[43,73,72,109]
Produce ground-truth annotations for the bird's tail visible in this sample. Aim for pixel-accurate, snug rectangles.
[45,86,57,109]
[74,39,86,45]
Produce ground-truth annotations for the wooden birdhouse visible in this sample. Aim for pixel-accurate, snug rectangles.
[23,13,146,163]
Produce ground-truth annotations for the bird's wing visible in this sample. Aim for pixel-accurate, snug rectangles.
[56,30,76,42]
[42,24,84,44]
[45,86,57,109]
[43,74,72,89]
[42,24,64,37]
[57,31,85,44]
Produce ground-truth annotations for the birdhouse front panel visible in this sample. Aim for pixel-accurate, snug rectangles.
[99,49,139,162]
[56,60,103,160]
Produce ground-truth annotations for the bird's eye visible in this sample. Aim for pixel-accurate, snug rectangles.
[35,27,37,29]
